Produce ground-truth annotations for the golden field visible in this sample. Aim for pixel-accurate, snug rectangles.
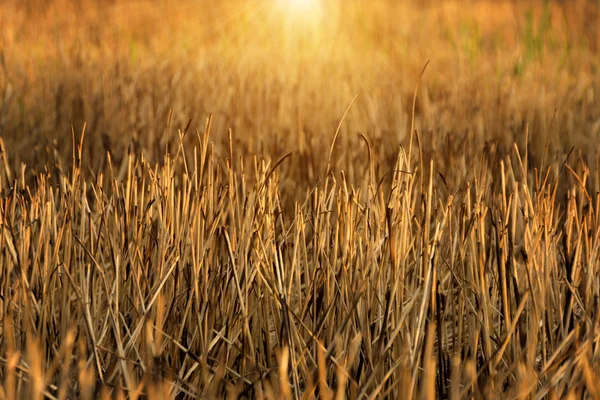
[0,0,599,398]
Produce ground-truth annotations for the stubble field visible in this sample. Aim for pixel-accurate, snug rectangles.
[0,0,600,398]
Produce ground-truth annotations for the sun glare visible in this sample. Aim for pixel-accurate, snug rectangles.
[278,0,322,18]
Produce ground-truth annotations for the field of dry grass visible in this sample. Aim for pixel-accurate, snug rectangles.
[1,0,600,398]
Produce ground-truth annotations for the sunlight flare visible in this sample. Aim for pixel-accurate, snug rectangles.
[278,0,322,19]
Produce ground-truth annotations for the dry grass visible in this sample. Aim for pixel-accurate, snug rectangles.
[1,0,600,398]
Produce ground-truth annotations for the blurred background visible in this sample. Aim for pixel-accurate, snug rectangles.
[0,0,599,192]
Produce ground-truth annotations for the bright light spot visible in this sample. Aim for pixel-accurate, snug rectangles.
[277,0,322,19]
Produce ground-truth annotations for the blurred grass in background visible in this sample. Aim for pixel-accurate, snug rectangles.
[0,0,598,189]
